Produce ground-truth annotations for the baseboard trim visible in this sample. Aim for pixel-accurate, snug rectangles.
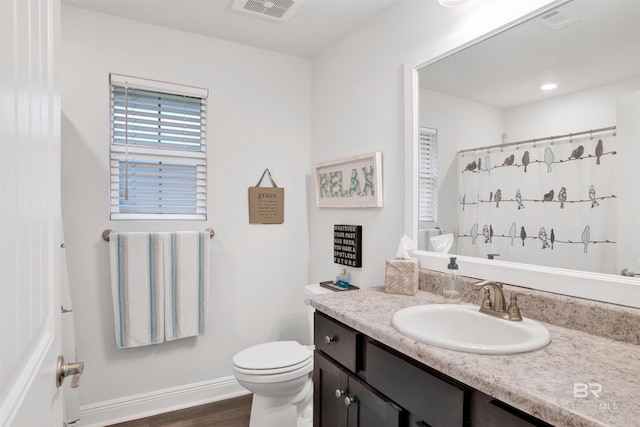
[78,376,249,426]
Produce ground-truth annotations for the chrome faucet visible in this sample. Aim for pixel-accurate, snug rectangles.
[473,280,523,321]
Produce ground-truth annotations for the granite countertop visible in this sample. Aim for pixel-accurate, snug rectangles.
[310,287,640,427]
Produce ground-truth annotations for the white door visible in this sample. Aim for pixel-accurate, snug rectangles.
[0,0,64,425]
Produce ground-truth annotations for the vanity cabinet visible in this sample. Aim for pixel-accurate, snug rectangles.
[314,311,552,427]
[314,351,404,427]
[313,311,404,427]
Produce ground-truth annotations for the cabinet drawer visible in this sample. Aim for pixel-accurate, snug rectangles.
[365,339,467,427]
[470,390,553,427]
[315,312,360,372]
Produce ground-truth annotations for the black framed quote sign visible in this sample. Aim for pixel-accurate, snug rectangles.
[334,224,362,267]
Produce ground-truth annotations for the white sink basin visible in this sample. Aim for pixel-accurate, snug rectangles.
[392,304,551,355]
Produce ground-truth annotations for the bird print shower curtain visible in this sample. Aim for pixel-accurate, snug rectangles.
[457,131,617,274]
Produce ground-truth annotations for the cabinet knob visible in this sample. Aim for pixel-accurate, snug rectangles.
[344,396,356,407]
[335,389,345,398]
[324,335,335,345]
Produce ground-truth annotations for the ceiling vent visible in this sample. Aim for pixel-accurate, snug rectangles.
[536,9,581,31]
[232,0,306,23]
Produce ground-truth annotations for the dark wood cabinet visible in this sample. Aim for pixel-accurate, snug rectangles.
[314,310,360,372]
[314,351,403,427]
[469,391,553,427]
[314,351,349,427]
[313,311,551,427]
[365,339,467,427]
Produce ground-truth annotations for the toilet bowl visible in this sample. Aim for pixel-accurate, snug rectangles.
[232,284,331,427]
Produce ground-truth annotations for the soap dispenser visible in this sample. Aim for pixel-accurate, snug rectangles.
[336,269,350,289]
[444,257,461,303]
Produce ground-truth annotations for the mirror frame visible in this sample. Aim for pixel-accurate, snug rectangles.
[404,0,640,308]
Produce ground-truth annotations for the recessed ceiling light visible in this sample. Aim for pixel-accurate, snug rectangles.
[540,83,558,91]
[438,0,473,7]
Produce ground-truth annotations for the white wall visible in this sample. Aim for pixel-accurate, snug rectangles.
[309,0,557,286]
[504,78,639,141]
[61,5,311,414]
[419,89,504,249]
[616,90,640,274]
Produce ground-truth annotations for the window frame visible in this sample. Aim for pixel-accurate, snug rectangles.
[418,126,438,223]
[109,73,209,221]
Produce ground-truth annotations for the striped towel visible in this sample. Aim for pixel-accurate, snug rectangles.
[109,232,165,348]
[165,232,209,341]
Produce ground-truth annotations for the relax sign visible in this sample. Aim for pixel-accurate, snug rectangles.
[314,152,383,208]
[318,166,375,199]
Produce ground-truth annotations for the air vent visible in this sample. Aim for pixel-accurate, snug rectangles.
[536,9,581,30]
[232,0,305,23]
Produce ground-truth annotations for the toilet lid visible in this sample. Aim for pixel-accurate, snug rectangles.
[233,341,312,371]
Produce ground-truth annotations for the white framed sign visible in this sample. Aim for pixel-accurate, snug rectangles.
[314,152,383,208]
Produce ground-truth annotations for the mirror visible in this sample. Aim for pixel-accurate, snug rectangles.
[405,0,640,308]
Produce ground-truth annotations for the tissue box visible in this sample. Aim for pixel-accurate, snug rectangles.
[384,257,419,296]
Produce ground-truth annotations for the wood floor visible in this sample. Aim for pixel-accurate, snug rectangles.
[107,394,252,427]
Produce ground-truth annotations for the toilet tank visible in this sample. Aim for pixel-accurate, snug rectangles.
[304,284,332,345]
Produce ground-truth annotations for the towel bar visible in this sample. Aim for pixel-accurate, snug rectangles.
[102,228,215,242]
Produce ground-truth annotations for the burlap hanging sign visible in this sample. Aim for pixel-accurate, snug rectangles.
[248,168,284,224]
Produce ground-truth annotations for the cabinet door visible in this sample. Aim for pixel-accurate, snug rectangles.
[365,340,466,427]
[347,375,404,427]
[314,351,349,427]
[315,351,405,427]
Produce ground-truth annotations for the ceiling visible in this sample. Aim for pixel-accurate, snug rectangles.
[419,0,640,109]
[61,0,639,107]
[62,0,397,58]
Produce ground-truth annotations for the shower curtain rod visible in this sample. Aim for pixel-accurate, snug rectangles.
[458,125,616,155]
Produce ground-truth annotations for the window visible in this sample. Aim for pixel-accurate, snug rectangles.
[418,127,438,222]
[109,74,208,220]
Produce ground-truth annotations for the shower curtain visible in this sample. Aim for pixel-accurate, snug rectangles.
[457,131,617,274]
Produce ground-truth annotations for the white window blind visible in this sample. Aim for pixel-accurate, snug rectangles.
[109,74,208,220]
[418,127,438,222]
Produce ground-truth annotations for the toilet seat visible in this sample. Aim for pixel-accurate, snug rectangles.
[233,341,312,375]
[232,341,314,385]
[233,357,312,376]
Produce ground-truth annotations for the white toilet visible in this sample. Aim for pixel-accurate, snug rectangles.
[232,284,332,427]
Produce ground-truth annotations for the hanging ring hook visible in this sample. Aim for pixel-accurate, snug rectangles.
[590,130,594,140]
[569,133,573,143]
[532,138,536,148]
[613,126,617,136]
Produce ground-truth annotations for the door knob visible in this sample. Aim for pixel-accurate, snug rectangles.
[56,355,84,388]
